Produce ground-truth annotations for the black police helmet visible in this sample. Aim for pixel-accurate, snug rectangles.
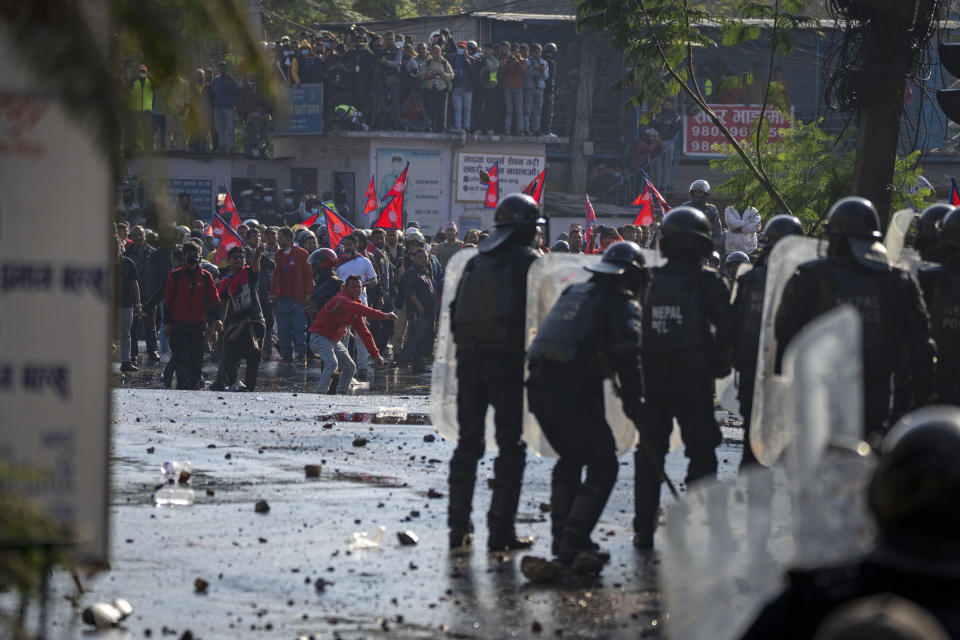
[494,193,545,228]
[759,214,804,250]
[659,206,714,256]
[724,250,750,276]
[869,406,960,544]
[824,197,881,239]
[586,240,646,276]
[942,208,960,248]
[916,203,953,254]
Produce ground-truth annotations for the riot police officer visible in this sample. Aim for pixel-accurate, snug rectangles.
[775,197,936,443]
[732,214,804,467]
[634,207,734,549]
[918,208,960,404]
[742,407,960,639]
[447,193,544,551]
[524,242,646,574]
[915,203,952,264]
[682,179,724,254]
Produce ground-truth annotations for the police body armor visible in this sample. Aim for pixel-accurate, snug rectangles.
[526,282,604,366]
[642,269,710,365]
[919,266,960,400]
[804,259,901,376]
[452,247,536,353]
[734,261,768,379]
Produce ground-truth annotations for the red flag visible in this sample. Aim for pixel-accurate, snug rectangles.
[325,205,356,250]
[632,186,654,227]
[648,181,671,213]
[484,162,499,209]
[362,175,379,218]
[584,194,598,254]
[218,188,241,229]
[523,169,546,204]
[373,163,409,230]
[302,209,321,228]
[203,221,214,237]
[951,177,960,207]
[212,214,246,264]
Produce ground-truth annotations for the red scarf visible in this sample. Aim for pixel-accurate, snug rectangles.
[219,266,249,299]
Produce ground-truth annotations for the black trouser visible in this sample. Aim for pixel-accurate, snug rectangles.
[424,88,447,132]
[131,306,159,357]
[528,371,617,561]
[448,352,526,540]
[396,311,433,369]
[170,323,206,390]
[223,320,265,390]
[634,369,721,542]
[540,89,554,134]
[261,299,275,357]
[736,370,758,469]
[484,88,503,132]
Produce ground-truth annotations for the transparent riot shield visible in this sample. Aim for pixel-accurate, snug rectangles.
[750,236,825,466]
[715,264,755,420]
[663,454,876,640]
[522,251,664,457]
[781,304,864,478]
[884,208,916,266]
[430,248,499,447]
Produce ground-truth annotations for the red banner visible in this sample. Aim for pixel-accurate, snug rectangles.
[683,104,793,157]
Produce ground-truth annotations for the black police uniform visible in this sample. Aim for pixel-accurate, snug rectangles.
[448,194,542,550]
[635,208,734,548]
[918,213,960,404]
[777,258,934,437]
[526,245,645,561]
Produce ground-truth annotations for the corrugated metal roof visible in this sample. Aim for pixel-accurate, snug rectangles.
[472,11,576,22]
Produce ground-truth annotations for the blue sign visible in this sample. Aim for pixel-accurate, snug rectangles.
[280,83,324,134]
[167,177,214,220]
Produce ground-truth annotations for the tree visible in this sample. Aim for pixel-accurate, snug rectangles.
[577,0,816,215]
[824,0,941,229]
[709,119,930,232]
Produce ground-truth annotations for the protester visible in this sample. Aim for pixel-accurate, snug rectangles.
[269,227,313,363]
[308,274,396,394]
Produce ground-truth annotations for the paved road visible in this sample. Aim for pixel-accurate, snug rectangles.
[45,389,744,639]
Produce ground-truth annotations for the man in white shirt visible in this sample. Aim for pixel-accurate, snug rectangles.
[335,234,378,379]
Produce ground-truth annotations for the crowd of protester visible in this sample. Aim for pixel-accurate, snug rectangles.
[271,25,560,136]
[112,207,505,392]
[123,25,561,155]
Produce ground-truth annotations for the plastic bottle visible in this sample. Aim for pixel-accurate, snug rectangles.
[376,406,408,421]
[347,525,386,550]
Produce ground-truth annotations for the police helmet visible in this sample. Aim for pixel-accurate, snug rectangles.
[942,208,960,248]
[659,206,714,256]
[915,203,952,257]
[307,247,338,270]
[543,42,558,55]
[758,214,804,250]
[493,193,545,227]
[689,179,711,195]
[467,40,478,51]
[552,240,570,252]
[869,406,960,547]
[243,218,259,227]
[824,197,888,269]
[586,240,646,276]
[824,197,881,239]
[724,250,750,277]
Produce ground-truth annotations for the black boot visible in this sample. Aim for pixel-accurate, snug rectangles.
[448,475,476,551]
[487,480,533,551]
[549,467,578,556]
[633,450,660,549]
[556,484,609,563]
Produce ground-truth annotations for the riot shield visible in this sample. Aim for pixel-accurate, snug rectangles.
[883,208,916,266]
[750,236,826,466]
[781,304,864,478]
[663,456,875,639]
[430,248,501,447]
[714,263,755,420]
[522,251,664,457]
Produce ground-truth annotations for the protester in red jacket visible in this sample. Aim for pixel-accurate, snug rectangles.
[308,274,397,394]
[269,227,313,363]
[162,241,220,389]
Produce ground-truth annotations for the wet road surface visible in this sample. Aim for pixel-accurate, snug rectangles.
[47,360,745,639]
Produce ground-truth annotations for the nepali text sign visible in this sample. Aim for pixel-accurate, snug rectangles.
[0,25,112,563]
[683,104,793,157]
[279,83,323,134]
[455,152,546,203]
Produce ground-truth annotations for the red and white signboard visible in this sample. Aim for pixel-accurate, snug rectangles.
[683,104,794,157]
